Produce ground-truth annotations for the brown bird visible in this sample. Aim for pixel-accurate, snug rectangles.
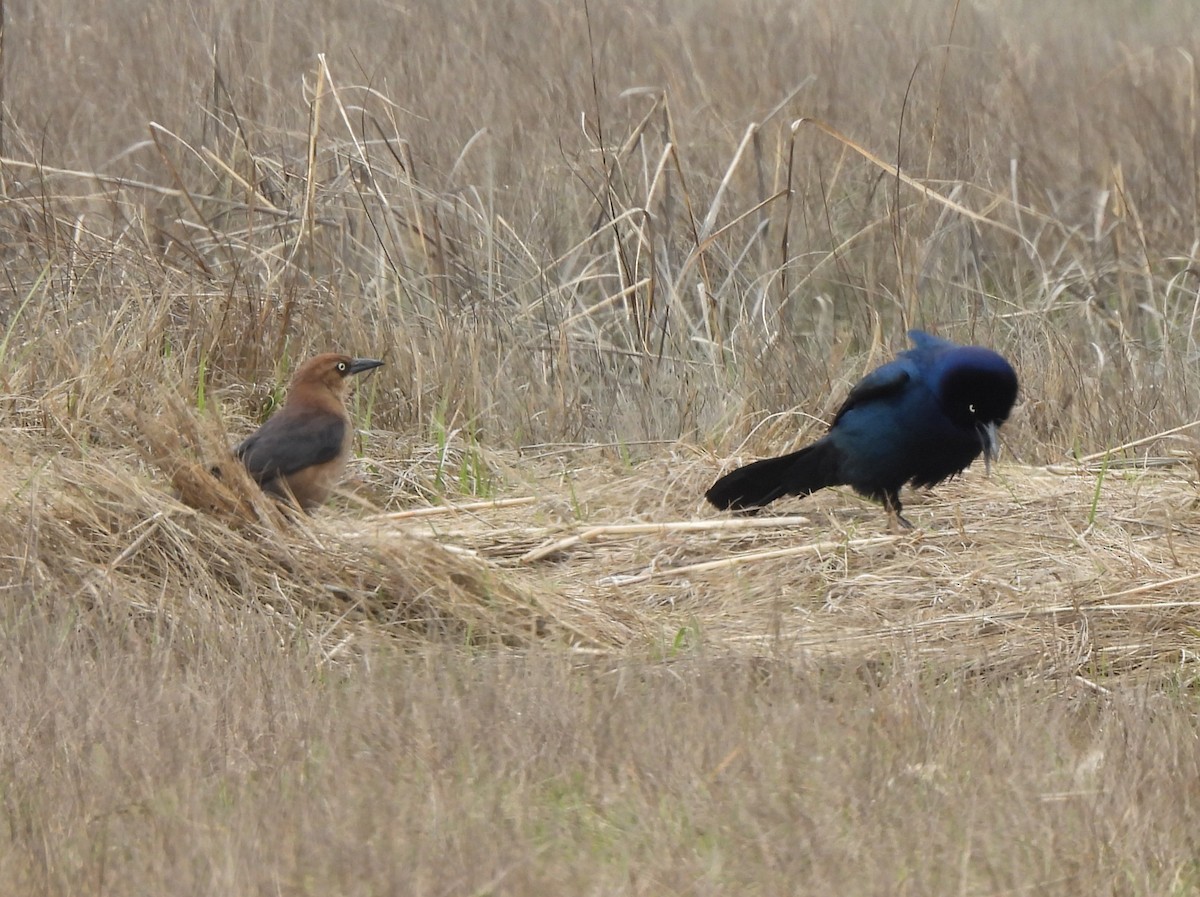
[235,353,384,511]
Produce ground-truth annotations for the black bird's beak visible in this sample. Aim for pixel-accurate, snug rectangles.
[348,358,385,375]
[979,421,999,476]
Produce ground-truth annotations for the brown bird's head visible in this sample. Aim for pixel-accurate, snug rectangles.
[286,353,385,404]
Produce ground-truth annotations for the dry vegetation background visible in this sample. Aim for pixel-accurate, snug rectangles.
[3,0,1200,893]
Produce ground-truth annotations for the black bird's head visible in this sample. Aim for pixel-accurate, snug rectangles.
[936,346,1019,470]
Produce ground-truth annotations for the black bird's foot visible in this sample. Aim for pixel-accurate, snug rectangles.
[883,491,914,531]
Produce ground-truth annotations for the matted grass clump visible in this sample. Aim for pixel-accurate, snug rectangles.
[1,413,567,655]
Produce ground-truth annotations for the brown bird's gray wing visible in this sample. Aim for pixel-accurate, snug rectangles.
[235,409,346,486]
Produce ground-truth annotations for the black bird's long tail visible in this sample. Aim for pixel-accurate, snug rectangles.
[705,439,842,511]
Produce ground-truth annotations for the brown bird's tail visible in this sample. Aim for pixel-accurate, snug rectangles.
[705,439,842,511]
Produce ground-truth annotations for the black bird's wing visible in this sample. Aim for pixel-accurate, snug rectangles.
[830,362,911,426]
[235,409,346,485]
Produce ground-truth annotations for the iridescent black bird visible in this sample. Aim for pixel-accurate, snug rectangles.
[705,330,1018,526]
[235,353,384,511]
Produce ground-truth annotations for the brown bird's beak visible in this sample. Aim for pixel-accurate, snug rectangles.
[347,358,385,375]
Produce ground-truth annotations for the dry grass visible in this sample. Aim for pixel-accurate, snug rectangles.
[4,0,1200,892]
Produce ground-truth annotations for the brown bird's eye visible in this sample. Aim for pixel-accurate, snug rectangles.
[337,362,347,373]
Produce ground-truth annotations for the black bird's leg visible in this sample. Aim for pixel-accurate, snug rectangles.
[883,489,914,530]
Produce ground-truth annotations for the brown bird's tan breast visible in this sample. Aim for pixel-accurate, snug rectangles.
[264,412,353,509]
[234,353,384,511]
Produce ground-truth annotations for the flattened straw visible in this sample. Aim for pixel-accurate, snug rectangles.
[367,497,537,522]
[520,515,813,564]
[1046,419,1200,472]
[1091,570,1200,602]
[774,597,1200,650]
[605,534,903,585]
